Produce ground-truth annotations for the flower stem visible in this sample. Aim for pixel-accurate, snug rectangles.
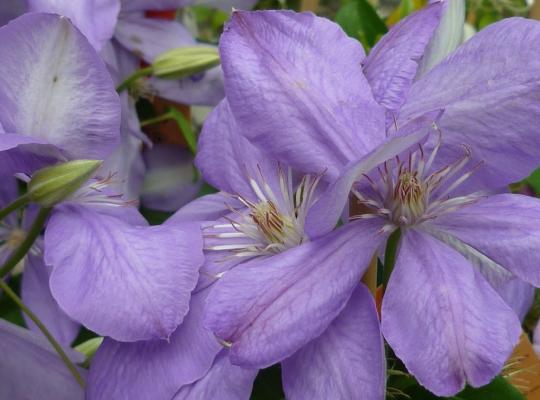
[0,279,85,388]
[0,194,30,222]
[139,112,174,127]
[0,207,52,279]
[382,228,401,291]
[116,66,154,93]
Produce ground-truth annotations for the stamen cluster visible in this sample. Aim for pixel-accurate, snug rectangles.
[353,136,484,232]
[205,166,322,258]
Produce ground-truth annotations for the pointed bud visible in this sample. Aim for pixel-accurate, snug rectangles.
[152,47,220,80]
[28,160,102,207]
[75,337,104,365]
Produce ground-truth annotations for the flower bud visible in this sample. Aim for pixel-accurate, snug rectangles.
[75,337,103,363]
[152,47,220,80]
[28,160,102,207]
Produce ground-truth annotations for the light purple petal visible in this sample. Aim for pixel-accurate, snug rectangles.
[166,192,242,224]
[382,229,521,396]
[204,219,386,369]
[0,133,64,176]
[0,319,85,400]
[428,193,540,289]
[141,144,202,212]
[99,93,146,201]
[149,66,225,107]
[364,1,442,116]
[305,116,435,238]
[400,18,540,190]
[87,290,221,400]
[282,284,385,400]
[0,13,120,160]
[220,10,385,178]
[27,0,120,51]
[44,204,203,341]
[195,99,281,200]
[21,253,80,347]
[115,12,195,63]
[173,351,257,400]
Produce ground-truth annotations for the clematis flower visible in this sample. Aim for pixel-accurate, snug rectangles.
[194,98,396,399]
[201,7,540,396]
[0,319,85,400]
[0,12,120,176]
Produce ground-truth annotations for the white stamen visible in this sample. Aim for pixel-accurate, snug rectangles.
[205,165,322,258]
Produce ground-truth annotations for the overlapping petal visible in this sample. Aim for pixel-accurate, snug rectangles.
[27,0,121,51]
[21,253,80,347]
[364,1,443,115]
[282,284,385,400]
[195,99,280,200]
[87,290,221,400]
[204,219,386,369]
[305,117,434,238]
[428,193,540,288]
[173,351,257,400]
[220,10,385,178]
[44,204,203,341]
[0,13,120,161]
[382,230,521,396]
[149,67,225,107]
[115,13,195,63]
[399,18,540,190]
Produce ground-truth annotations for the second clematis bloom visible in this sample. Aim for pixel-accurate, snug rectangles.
[192,99,395,399]
[200,6,540,397]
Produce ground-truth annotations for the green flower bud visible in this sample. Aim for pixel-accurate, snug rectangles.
[28,160,102,207]
[75,337,103,365]
[152,47,220,80]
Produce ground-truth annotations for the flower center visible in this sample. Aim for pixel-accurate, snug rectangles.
[353,136,484,231]
[205,166,321,258]
[6,228,25,250]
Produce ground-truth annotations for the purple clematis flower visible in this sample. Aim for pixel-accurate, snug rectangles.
[199,7,540,396]
[0,319,85,400]
[192,98,393,399]
[0,12,120,176]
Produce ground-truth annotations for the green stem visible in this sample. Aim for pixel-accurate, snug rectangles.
[382,228,401,290]
[0,194,30,222]
[0,279,85,388]
[139,112,175,128]
[0,208,52,279]
[116,66,153,93]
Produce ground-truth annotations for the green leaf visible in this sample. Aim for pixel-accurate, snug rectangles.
[398,375,523,400]
[525,166,540,195]
[335,0,387,50]
[459,376,524,400]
